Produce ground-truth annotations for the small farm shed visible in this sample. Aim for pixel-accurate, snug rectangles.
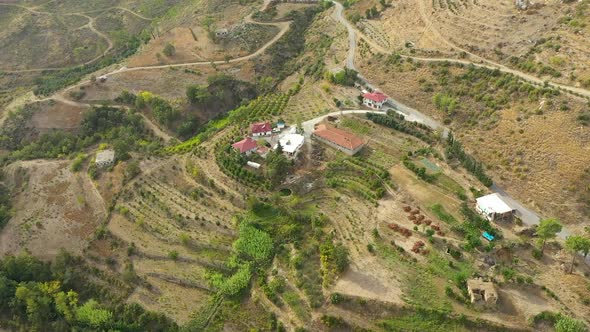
[476,193,515,223]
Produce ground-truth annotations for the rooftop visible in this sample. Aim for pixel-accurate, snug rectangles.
[476,193,514,214]
[363,91,388,103]
[313,124,364,151]
[251,122,272,134]
[232,137,258,153]
[95,149,115,164]
[276,133,304,154]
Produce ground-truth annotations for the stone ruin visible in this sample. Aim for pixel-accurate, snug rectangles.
[466,278,498,307]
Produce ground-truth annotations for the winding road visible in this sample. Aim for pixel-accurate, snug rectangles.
[2,0,586,235]
[0,2,150,73]
[329,1,549,231]
[332,1,590,99]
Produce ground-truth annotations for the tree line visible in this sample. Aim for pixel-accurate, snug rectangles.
[366,112,434,144]
[6,106,160,162]
[445,132,493,187]
[0,252,178,331]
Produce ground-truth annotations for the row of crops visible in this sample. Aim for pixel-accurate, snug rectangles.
[325,157,394,205]
[166,93,291,154]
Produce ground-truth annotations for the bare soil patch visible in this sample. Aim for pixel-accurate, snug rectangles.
[29,100,87,132]
[0,159,106,260]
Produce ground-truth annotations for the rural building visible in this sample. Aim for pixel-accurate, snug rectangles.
[95,149,115,168]
[232,137,258,155]
[466,278,498,306]
[476,193,515,223]
[251,122,272,137]
[362,91,387,110]
[312,124,365,156]
[276,133,304,156]
[276,120,286,130]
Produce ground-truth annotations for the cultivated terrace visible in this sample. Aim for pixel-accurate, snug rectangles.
[0,0,589,331]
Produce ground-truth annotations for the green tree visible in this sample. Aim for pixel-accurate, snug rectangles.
[536,218,563,254]
[265,149,291,187]
[565,235,590,274]
[233,224,274,265]
[76,299,113,328]
[555,315,587,332]
[54,290,79,323]
[163,43,176,57]
[296,114,303,134]
[186,85,212,104]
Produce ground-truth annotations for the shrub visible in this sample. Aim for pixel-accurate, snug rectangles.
[167,250,179,260]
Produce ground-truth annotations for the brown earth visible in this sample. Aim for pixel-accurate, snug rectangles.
[0,159,106,260]
[29,99,87,132]
[359,55,590,227]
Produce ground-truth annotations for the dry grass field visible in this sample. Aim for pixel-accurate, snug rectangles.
[2,0,590,329]
[350,0,590,86]
[359,54,590,227]
[0,159,106,259]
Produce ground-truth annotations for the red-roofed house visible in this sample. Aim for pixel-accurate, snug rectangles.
[362,91,388,110]
[251,122,272,137]
[232,137,258,155]
[312,124,365,156]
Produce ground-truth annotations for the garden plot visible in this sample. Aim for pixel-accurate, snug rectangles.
[106,157,243,323]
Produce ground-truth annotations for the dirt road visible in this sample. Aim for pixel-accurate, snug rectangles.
[330,1,590,100]
[0,4,150,73]
[332,2,356,71]
[328,1,581,243]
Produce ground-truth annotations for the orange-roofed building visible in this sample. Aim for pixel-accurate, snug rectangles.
[232,137,258,155]
[250,121,272,137]
[362,91,388,109]
[312,124,365,156]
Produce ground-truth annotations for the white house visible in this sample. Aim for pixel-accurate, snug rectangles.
[362,91,388,110]
[275,133,304,156]
[95,149,115,168]
[476,193,515,222]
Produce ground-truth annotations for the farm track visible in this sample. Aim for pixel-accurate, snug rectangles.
[332,1,590,99]
[331,1,589,257]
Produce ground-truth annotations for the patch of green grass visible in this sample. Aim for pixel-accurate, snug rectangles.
[429,204,459,225]
[341,117,371,135]
[435,174,466,196]
[375,241,451,311]
[426,251,473,289]
[282,290,310,321]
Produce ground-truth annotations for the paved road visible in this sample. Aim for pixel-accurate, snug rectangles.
[328,0,583,240]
